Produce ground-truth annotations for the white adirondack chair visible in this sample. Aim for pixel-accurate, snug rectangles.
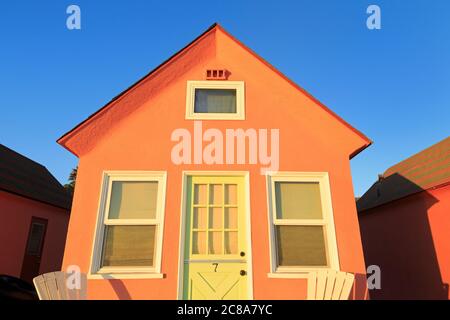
[33,271,87,300]
[307,269,355,300]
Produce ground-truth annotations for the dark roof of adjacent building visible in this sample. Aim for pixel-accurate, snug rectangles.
[0,144,72,210]
[357,136,450,213]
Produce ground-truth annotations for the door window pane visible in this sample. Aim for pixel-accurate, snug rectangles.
[193,207,207,229]
[224,184,237,205]
[208,231,223,254]
[209,207,223,229]
[275,182,323,220]
[108,181,158,219]
[194,184,207,205]
[209,184,223,205]
[101,225,156,267]
[275,226,327,266]
[192,231,206,255]
[224,208,238,229]
[225,232,238,254]
[194,89,237,113]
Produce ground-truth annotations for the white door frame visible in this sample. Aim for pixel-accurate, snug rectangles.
[176,171,254,299]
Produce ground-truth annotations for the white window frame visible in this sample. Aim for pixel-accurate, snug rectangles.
[266,172,340,277]
[185,80,245,120]
[89,171,167,279]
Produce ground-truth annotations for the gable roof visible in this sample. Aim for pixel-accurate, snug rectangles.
[357,136,450,212]
[58,23,371,157]
[0,144,72,210]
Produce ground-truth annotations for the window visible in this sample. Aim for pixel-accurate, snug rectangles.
[91,172,167,276]
[190,183,240,256]
[267,173,339,274]
[186,81,245,120]
[26,220,47,256]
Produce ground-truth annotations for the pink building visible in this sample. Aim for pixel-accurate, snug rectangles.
[0,144,71,283]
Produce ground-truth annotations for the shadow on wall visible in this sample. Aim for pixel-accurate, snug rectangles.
[109,279,132,300]
[358,173,448,300]
[353,273,370,300]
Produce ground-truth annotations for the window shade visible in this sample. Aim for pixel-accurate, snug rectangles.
[108,181,158,219]
[276,225,327,266]
[102,225,156,267]
[275,182,323,219]
[194,89,237,113]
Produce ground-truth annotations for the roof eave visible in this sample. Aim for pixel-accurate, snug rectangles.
[57,23,220,155]
[350,140,373,159]
[0,187,72,212]
[58,22,372,156]
[215,24,373,148]
[357,180,450,214]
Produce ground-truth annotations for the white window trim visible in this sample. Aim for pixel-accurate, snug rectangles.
[265,172,340,277]
[89,171,167,279]
[185,80,245,120]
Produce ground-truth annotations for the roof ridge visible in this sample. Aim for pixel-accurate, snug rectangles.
[58,22,371,158]
[358,136,450,212]
[384,136,450,176]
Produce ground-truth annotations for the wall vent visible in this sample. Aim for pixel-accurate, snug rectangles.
[206,69,228,80]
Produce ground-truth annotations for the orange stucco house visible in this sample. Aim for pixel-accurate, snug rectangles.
[358,136,450,299]
[58,24,371,300]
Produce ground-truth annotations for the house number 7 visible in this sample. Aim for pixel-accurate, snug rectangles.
[212,263,219,272]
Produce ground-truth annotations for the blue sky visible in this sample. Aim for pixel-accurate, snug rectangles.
[0,0,449,196]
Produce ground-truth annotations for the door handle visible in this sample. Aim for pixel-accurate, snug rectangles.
[240,251,245,257]
[240,270,246,276]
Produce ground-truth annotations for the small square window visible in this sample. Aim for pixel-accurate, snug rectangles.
[186,81,245,120]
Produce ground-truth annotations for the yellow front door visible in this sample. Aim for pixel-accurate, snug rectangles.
[183,175,248,300]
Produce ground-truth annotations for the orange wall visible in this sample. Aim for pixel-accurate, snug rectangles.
[62,29,368,299]
[359,184,450,299]
[0,191,69,279]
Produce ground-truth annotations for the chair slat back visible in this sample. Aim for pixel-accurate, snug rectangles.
[307,270,355,300]
[33,271,86,300]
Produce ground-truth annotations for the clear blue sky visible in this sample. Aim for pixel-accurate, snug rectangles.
[1,1,449,196]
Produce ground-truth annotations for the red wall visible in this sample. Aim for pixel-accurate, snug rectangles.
[359,184,450,299]
[0,190,69,280]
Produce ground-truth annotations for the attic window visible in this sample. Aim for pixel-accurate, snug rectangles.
[186,81,245,120]
[206,69,228,80]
